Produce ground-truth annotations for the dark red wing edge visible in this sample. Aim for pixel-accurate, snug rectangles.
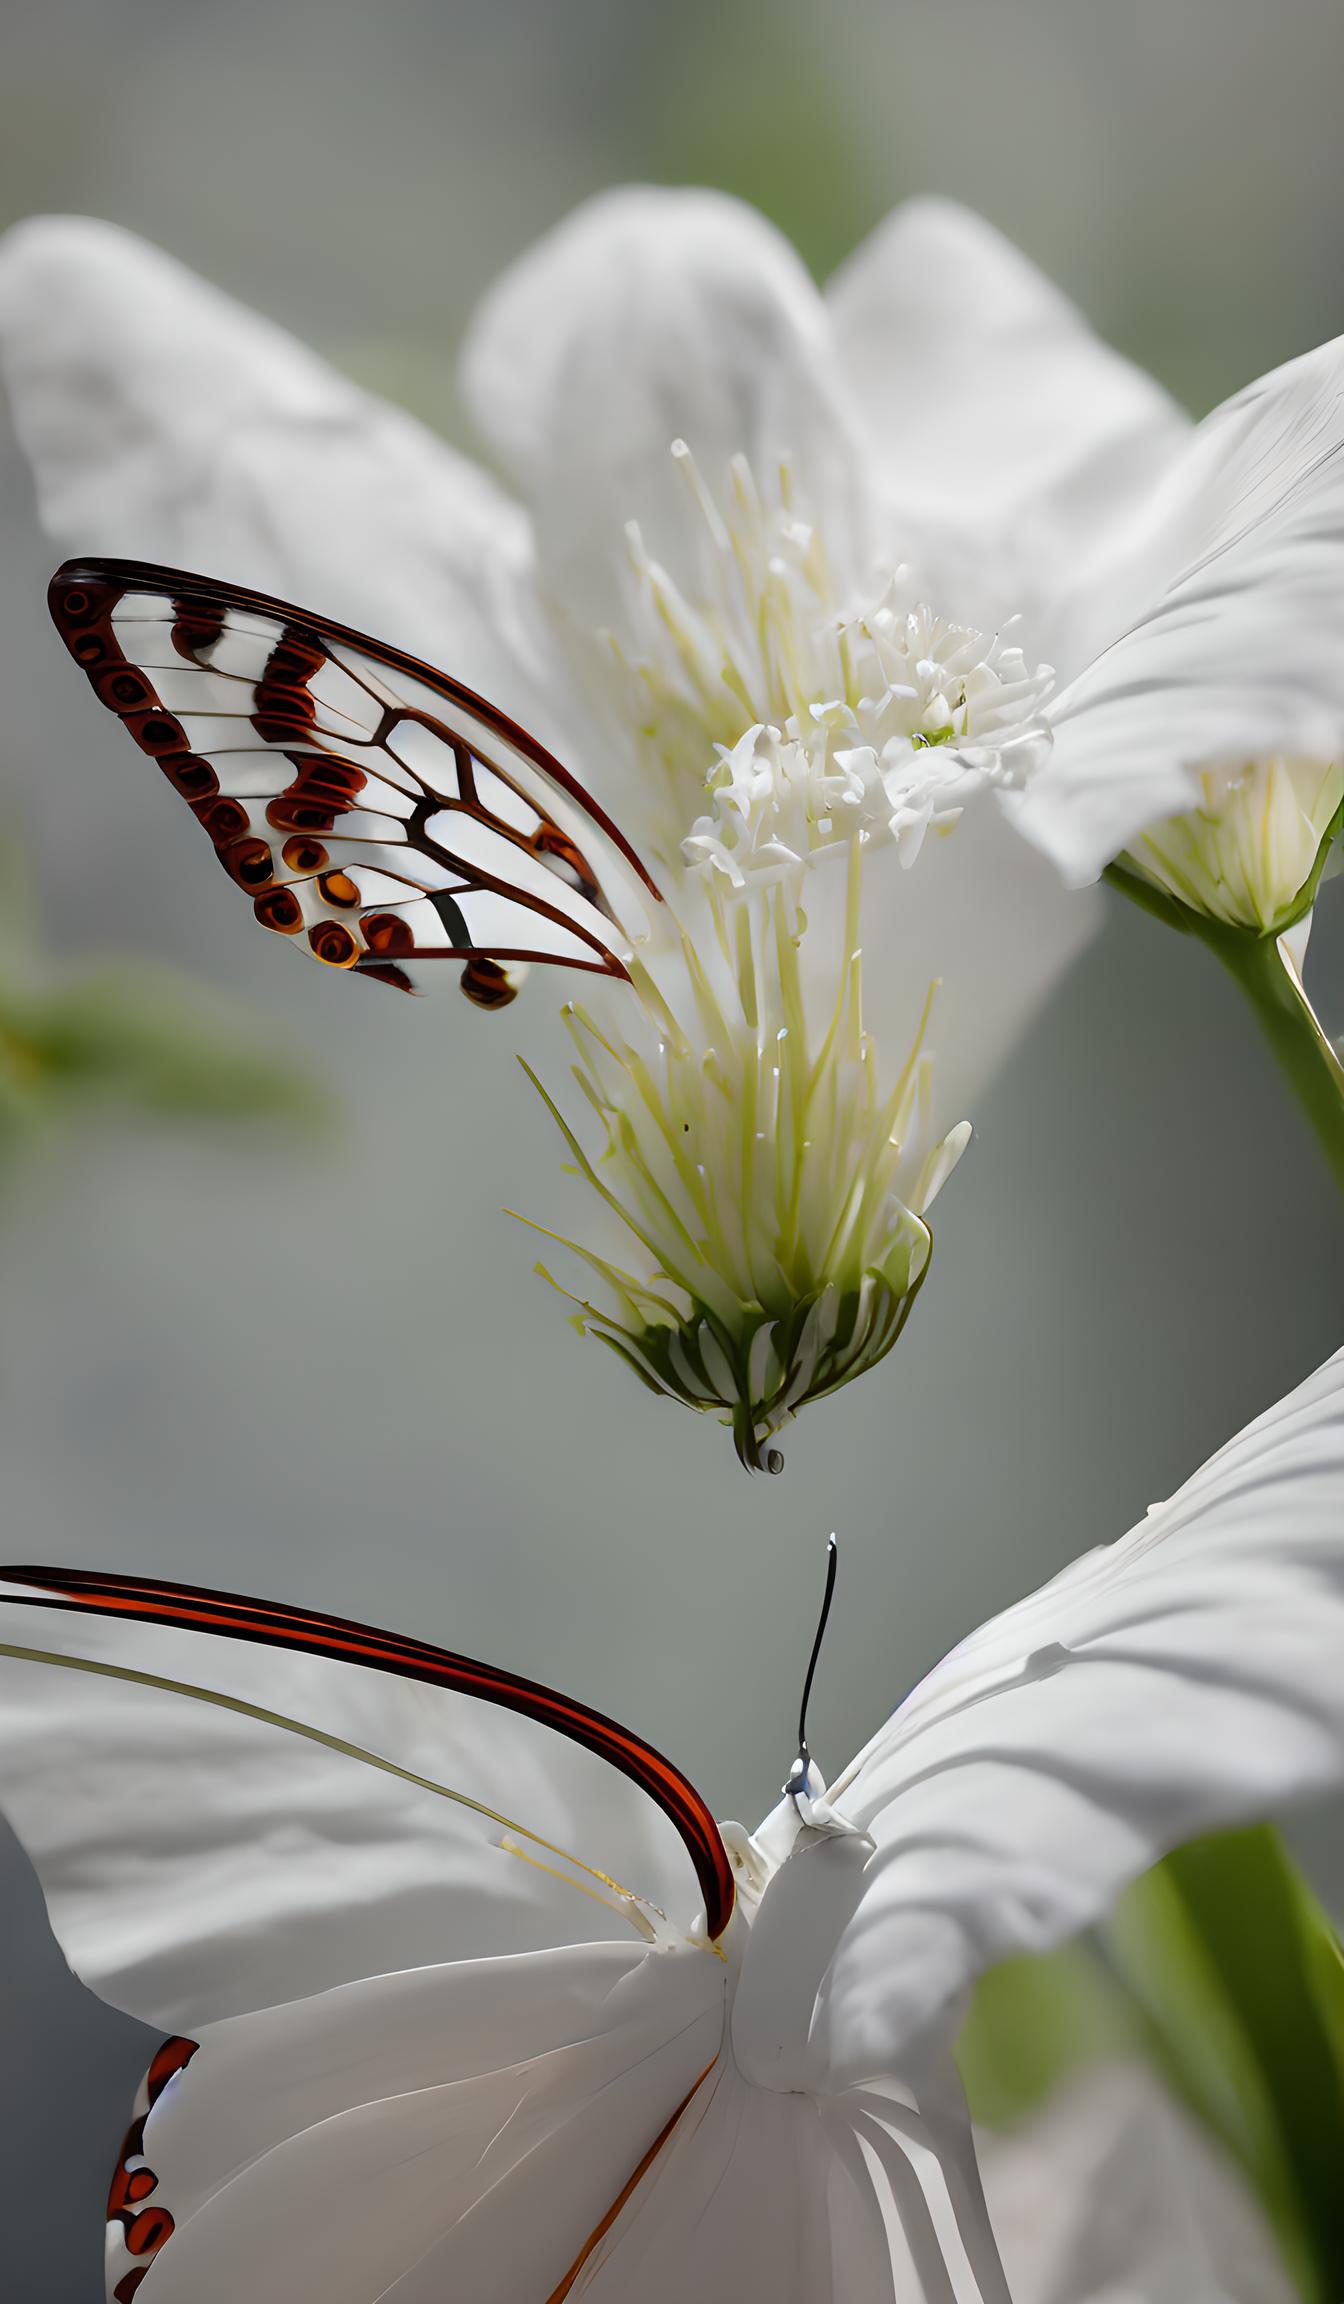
[2,1563,734,1942]
[48,556,663,905]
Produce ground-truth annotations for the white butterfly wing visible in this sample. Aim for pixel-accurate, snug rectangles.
[0,1568,735,2304]
[50,559,659,1004]
[0,1566,731,2031]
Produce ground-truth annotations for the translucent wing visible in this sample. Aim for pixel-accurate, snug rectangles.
[49,558,660,1005]
[0,1563,734,2031]
[0,1567,735,2304]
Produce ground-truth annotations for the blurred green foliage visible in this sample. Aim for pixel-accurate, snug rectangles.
[960,1825,1344,2303]
[0,842,324,1154]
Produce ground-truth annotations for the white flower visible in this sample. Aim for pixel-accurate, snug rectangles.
[0,197,1104,1468]
[1008,338,1344,936]
[2,1348,1344,2298]
[17,193,1344,1444]
[6,193,1344,1452]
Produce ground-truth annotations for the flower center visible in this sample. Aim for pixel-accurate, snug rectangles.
[600,444,1054,878]
[524,452,1050,1470]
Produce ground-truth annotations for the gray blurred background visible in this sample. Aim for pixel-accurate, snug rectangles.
[2,0,1343,2292]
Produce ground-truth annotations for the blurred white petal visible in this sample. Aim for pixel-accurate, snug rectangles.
[980,2064,1294,2304]
[1020,333,1344,881]
[827,197,1187,621]
[460,186,869,626]
[0,216,544,717]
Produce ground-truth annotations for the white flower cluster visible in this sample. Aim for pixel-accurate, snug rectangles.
[682,584,1053,893]
[540,451,1039,1463]
[604,447,1051,852]
[525,861,969,1470]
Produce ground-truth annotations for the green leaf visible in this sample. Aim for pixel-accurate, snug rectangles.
[0,965,327,1140]
[960,1827,1344,2304]
[1107,1827,1344,2304]
[956,1937,1142,2130]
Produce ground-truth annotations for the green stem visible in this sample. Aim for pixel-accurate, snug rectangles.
[1201,921,1344,1197]
[1104,861,1344,1195]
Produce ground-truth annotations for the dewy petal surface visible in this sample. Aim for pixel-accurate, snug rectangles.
[826,198,1188,617]
[0,217,544,718]
[1021,332,1344,881]
[460,186,869,627]
[738,1345,1344,2092]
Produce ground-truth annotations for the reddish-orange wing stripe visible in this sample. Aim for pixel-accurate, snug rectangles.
[3,1565,735,1942]
[545,2059,717,2301]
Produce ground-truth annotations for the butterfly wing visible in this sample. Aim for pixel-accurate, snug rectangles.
[0,1567,733,2304]
[49,558,659,1005]
[0,1564,733,2034]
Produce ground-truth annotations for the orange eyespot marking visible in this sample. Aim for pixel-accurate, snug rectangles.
[122,2206,175,2258]
[358,960,417,994]
[254,887,304,934]
[171,600,225,662]
[107,2129,150,2218]
[532,822,600,904]
[220,837,275,891]
[283,836,328,873]
[309,921,358,968]
[317,870,360,909]
[126,708,189,757]
[51,580,118,635]
[361,911,414,958]
[107,2037,196,2301]
[266,796,337,834]
[460,956,518,1010]
[251,629,328,744]
[93,664,154,714]
[69,629,111,667]
[196,796,249,846]
[160,752,219,802]
[267,753,366,834]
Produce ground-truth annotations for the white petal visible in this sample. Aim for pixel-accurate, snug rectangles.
[757,1346,1344,2088]
[826,199,1187,616]
[0,1585,703,2029]
[1020,333,1344,881]
[460,187,868,626]
[979,2063,1294,2304]
[859,793,1101,1131]
[0,217,543,717]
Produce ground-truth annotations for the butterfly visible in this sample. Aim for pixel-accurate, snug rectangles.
[4,1339,1344,2298]
[49,559,659,1008]
[0,1551,1011,2303]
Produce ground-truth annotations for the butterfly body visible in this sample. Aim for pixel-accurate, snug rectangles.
[50,561,658,1005]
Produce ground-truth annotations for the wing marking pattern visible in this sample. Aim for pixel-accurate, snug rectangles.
[50,559,659,1005]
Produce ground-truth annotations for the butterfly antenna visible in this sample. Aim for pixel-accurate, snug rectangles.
[795,1534,839,1774]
